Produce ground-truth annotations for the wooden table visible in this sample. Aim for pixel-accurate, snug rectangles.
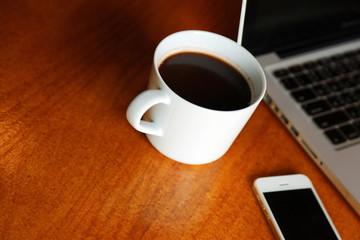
[1,0,359,239]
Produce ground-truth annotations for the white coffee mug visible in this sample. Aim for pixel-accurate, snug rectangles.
[127,30,266,165]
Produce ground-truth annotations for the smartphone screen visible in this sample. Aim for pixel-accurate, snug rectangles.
[264,188,339,240]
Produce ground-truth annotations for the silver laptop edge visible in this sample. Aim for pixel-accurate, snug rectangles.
[238,0,360,216]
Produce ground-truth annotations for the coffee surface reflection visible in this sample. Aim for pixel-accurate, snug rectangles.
[159,52,252,111]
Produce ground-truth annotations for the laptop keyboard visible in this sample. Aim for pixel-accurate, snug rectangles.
[272,48,360,147]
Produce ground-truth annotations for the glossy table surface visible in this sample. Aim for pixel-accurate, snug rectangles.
[0,0,359,239]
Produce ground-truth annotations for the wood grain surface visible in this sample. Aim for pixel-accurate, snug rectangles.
[0,0,359,239]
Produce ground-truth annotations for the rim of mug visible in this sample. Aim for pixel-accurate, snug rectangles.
[153,30,267,113]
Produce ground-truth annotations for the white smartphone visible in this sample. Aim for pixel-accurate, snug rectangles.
[253,174,341,240]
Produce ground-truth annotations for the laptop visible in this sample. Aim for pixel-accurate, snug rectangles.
[238,0,360,215]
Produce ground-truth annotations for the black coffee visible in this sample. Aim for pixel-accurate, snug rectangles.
[159,52,252,111]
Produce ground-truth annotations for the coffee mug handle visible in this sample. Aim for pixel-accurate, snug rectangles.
[126,89,170,136]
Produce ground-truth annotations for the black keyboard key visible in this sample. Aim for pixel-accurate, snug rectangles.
[328,80,345,92]
[312,69,329,81]
[296,74,313,86]
[339,124,360,140]
[314,110,350,129]
[341,62,356,73]
[331,54,345,62]
[354,121,360,130]
[317,57,332,65]
[352,74,360,85]
[309,72,321,82]
[342,91,359,104]
[325,129,346,144]
[303,61,318,69]
[313,84,331,96]
[324,65,344,77]
[341,77,358,88]
[346,106,360,119]
[327,96,346,108]
[344,50,358,58]
[274,69,290,77]
[281,77,299,90]
[349,60,360,70]
[291,88,317,102]
[289,65,304,73]
[302,100,331,115]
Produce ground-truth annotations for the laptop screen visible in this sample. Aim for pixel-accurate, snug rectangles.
[241,0,360,57]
